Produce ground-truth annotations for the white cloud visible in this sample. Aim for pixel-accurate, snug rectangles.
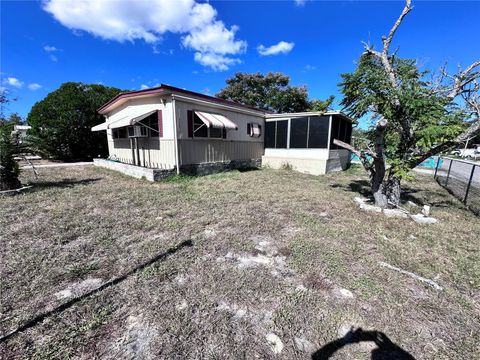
[303,64,316,71]
[140,83,161,90]
[3,77,24,88]
[50,54,58,62]
[28,83,42,90]
[43,45,58,52]
[257,41,295,56]
[193,52,241,72]
[43,0,246,71]
[294,0,306,6]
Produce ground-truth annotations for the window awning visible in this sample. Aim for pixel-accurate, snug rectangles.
[91,110,157,131]
[195,111,238,130]
[92,120,112,131]
[109,110,157,130]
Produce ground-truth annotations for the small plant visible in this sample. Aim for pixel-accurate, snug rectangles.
[280,161,293,171]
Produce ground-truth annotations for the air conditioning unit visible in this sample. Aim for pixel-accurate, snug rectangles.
[128,125,148,138]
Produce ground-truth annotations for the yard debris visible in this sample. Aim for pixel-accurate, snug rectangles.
[383,208,409,218]
[422,205,431,217]
[410,214,438,224]
[0,185,32,196]
[355,196,437,222]
[379,261,443,290]
[266,333,284,354]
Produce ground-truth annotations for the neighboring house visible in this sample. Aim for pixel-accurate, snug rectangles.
[12,124,31,143]
[92,84,354,179]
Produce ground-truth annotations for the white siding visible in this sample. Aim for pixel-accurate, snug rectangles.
[174,98,265,164]
[174,98,265,143]
[105,96,175,139]
[104,96,176,168]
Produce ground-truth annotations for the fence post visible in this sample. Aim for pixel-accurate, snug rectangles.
[434,156,441,178]
[445,159,453,186]
[463,164,476,204]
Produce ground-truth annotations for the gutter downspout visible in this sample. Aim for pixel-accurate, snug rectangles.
[172,95,180,174]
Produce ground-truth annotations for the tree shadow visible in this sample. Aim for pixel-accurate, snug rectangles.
[28,178,102,192]
[311,328,415,360]
[330,180,372,198]
[332,178,467,211]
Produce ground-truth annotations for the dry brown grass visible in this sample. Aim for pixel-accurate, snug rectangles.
[1,165,479,359]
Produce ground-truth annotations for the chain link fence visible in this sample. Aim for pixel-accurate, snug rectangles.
[434,157,480,215]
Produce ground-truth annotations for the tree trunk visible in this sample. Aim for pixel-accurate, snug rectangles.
[384,172,401,206]
[368,155,387,207]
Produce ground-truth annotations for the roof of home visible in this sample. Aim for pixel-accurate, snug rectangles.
[14,125,32,130]
[97,84,270,115]
[265,111,356,123]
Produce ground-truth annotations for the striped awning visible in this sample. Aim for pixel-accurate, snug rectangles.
[194,111,238,130]
[109,110,157,130]
[92,110,157,131]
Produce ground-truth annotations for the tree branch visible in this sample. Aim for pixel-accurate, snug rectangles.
[448,59,480,98]
[382,0,412,56]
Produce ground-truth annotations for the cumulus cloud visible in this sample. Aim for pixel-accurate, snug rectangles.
[28,83,42,90]
[294,0,307,6]
[43,0,246,71]
[3,77,24,88]
[43,45,58,52]
[193,52,241,72]
[257,41,295,56]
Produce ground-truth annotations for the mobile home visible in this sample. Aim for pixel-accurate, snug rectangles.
[92,84,354,179]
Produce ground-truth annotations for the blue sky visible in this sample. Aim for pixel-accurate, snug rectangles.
[1,0,479,125]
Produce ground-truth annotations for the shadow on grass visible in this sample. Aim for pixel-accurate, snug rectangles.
[0,239,193,343]
[330,180,371,198]
[237,166,261,173]
[332,178,467,211]
[28,178,102,191]
[312,328,415,360]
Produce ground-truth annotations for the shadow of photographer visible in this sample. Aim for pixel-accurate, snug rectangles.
[311,327,415,360]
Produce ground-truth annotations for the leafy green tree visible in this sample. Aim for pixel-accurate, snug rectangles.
[0,91,21,190]
[338,0,480,207]
[216,72,333,113]
[27,82,124,161]
[5,113,23,125]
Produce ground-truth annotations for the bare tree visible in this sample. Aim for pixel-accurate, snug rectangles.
[337,0,480,207]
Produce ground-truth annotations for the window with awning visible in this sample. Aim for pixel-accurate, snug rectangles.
[190,111,237,139]
[109,110,158,129]
[92,110,163,138]
[194,111,238,130]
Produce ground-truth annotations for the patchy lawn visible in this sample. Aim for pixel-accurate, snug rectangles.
[1,165,479,359]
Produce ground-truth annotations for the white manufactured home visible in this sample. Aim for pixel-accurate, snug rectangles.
[92,84,354,180]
